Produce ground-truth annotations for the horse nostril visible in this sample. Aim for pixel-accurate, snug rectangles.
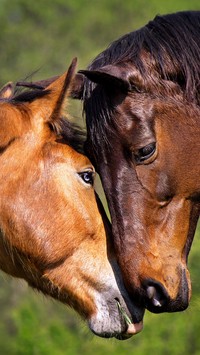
[145,281,169,310]
[146,286,162,307]
[144,270,190,313]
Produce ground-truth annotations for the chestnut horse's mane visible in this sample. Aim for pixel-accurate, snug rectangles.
[13,85,85,153]
[83,11,200,150]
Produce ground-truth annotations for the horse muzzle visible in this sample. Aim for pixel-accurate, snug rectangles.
[88,291,144,339]
[143,267,191,313]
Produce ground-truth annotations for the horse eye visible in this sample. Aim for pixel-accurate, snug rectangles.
[78,171,94,186]
[134,142,156,163]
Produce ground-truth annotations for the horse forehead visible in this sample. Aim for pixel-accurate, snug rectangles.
[0,101,32,132]
[53,143,92,168]
[119,94,154,120]
[0,102,21,120]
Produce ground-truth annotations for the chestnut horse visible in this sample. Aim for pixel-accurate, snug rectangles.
[0,59,144,339]
[75,11,200,314]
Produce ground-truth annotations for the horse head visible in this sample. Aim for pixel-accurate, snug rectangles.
[0,59,144,338]
[77,11,200,313]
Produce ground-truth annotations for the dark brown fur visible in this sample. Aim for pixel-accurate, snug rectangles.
[79,11,200,313]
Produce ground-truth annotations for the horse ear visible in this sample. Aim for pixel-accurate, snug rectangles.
[16,76,59,90]
[17,71,84,100]
[29,57,78,122]
[79,65,132,91]
[0,82,14,99]
[70,73,84,99]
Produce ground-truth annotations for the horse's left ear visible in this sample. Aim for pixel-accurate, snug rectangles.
[70,73,84,99]
[29,57,78,122]
[0,82,14,99]
[17,69,84,100]
[35,72,84,100]
[79,65,132,92]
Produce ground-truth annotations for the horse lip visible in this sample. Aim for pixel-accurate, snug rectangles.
[115,318,143,340]
[114,321,144,340]
[115,298,144,338]
[116,292,145,324]
[88,296,144,339]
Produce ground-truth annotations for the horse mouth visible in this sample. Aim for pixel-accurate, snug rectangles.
[115,299,143,340]
[88,297,143,340]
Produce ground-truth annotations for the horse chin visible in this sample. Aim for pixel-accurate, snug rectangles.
[87,294,144,340]
[88,317,143,340]
[89,322,143,340]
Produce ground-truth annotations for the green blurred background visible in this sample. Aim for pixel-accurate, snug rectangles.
[0,1,200,354]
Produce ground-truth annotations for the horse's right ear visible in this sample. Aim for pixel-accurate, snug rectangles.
[0,82,14,99]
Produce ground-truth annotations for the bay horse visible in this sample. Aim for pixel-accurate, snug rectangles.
[76,11,200,314]
[0,59,144,339]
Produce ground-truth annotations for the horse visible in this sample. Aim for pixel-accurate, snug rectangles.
[73,11,200,314]
[0,58,144,339]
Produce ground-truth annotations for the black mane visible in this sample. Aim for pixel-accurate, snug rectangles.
[83,11,200,151]
[13,86,85,154]
[86,11,200,101]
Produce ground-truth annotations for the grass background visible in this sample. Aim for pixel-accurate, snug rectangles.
[0,1,199,354]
